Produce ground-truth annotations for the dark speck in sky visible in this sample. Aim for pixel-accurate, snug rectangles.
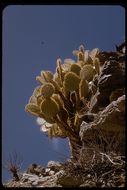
[41,41,45,45]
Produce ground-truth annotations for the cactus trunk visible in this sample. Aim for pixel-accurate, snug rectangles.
[68,136,82,160]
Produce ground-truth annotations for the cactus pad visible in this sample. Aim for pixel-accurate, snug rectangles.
[40,98,59,117]
[70,63,81,76]
[52,94,63,108]
[63,72,80,92]
[78,52,84,62]
[25,103,41,117]
[40,83,55,98]
[80,65,96,82]
[79,79,89,99]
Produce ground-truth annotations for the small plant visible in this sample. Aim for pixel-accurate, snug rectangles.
[3,151,23,181]
[25,44,101,160]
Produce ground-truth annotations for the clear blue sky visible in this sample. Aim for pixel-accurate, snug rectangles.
[2,5,125,183]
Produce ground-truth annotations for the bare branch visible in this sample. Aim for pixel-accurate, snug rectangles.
[3,151,23,181]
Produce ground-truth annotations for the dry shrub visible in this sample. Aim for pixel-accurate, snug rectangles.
[61,142,125,187]
[3,151,23,181]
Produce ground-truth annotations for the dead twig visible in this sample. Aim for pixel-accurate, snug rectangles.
[100,152,123,166]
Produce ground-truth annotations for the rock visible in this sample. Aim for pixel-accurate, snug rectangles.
[37,176,52,185]
[32,181,38,186]
[21,178,28,183]
[56,170,84,187]
[45,168,51,175]
[80,181,96,187]
[26,164,45,175]
[26,163,37,174]
[37,175,59,187]
[98,95,125,132]
[29,176,38,182]
[47,161,62,172]
[80,95,125,154]
[34,165,45,175]
[109,88,125,102]
[22,173,38,178]
[21,173,39,186]
[49,170,55,176]
[91,59,125,111]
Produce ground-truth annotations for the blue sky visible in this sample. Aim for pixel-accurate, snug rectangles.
[2,5,125,183]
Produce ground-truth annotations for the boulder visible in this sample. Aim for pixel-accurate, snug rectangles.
[47,161,62,172]
[56,170,84,187]
[26,164,45,175]
[80,95,125,154]
[90,58,125,112]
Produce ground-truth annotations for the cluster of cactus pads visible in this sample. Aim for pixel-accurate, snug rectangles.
[25,45,101,159]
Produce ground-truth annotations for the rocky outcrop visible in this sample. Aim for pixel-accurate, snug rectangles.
[79,42,125,155]
[3,161,84,187]
[96,60,124,108]
[90,59,125,112]
[80,95,125,153]
[4,155,125,188]
[3,161,62,187]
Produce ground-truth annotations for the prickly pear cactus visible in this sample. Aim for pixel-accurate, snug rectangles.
[25,44,101,159]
